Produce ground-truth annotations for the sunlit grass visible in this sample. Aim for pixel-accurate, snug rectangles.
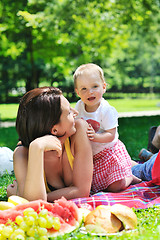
[0,104,19,121]
[0,98,160,121]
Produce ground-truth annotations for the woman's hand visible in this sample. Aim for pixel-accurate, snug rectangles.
[30,135,62,157]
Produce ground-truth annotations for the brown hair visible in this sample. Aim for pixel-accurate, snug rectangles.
[73,63,105,88]
[16,86,62,147]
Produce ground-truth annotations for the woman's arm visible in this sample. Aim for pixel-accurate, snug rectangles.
[23,136,62,201]
[13,146,28,197]
[14,136,62,201]
[47,119,93,201]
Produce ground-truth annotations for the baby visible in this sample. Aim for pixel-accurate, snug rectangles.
[73,63,141,193]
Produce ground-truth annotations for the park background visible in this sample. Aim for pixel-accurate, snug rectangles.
[0,0,160,103]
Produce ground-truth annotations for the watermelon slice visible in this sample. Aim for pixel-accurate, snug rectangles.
[0,197,80,237]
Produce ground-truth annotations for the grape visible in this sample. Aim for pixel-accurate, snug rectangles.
[26,226,37,237]
[0,224,4,233]
[37,226,48,236]
[46,215,54,229]
[10,228,25,240]
[39,236,48,240]
[13,228,25,236]
[39,209,48,217]
[2,225,13,237]
[19,221,28,231]
[0,233,3,240]
[29,211,38,219]
[11,234,25,240]
[27,237,35,240]
[23,208,35,217]
[24,215,35,226]
[52,217,61,230]
[15,215,24,225]
[38,217,47,228]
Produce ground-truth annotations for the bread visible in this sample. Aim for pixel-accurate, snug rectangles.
[111,204,137,229]
[84,207,122,233]
[84,204,137,234]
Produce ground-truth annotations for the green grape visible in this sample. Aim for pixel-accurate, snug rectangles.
[37,226,48,236]
[13,228,25,237]
[27,237,35,240]
[26,226,37,237]
[52,217,61,231]
[11,234,25,240]
[24,215,35,226]
[46,215,54,229]
[0,233,3,240]
[39,209,48,217]
[29,211,38,219]
[23,208,35,217]
[0,224,4,233]
[39,236,49,240]
[38,217,47,228]
[15,215,24,225]
[2,225,13,238]
[19,221,28,231]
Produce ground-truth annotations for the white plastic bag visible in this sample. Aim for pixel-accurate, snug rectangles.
[0,147,13,175]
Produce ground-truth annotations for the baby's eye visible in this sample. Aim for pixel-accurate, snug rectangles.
[81,88,87,91]
[93,85,98,88]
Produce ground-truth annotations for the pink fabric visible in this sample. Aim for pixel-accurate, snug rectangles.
[72,180,160,209]
[92,140,132,192]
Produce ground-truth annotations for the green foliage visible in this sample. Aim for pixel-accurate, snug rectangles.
[0,127,18,150]
[0,0,160,101]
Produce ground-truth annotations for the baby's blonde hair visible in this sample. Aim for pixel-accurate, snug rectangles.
[73,63,105,88]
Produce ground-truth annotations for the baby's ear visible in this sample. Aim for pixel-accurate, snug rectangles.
[75,88,80,97]
[103,82,107,93]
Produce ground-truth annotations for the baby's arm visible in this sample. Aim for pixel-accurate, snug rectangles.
[87,124,116,143]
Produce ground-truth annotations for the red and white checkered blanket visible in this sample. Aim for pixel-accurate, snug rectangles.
[72,180,160,209]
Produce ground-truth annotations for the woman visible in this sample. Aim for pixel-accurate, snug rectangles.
[7,87,93,202]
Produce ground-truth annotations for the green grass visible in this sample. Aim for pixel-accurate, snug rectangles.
[0,97,160,121]
[0,104,18,121]
[71,98,160,113]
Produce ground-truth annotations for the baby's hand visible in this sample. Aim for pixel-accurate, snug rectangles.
[87,124,96,141]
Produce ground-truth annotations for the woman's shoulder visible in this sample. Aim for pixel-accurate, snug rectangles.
[70,119,88,143]
[13,144,28,161]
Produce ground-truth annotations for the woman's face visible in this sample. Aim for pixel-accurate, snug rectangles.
[56,96,78,138]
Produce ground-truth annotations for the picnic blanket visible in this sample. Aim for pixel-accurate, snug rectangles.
[72,180,160,209]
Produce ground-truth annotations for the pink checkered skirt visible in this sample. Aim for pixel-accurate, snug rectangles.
[91,140,132,193]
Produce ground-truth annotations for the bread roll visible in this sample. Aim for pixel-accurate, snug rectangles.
[111,204,137,230]
[84,207,122,233]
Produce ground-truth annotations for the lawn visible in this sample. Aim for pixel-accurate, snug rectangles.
[0,100,160,239]
[0,97,160,121]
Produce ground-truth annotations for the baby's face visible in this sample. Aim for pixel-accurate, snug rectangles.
[75,72,106,112]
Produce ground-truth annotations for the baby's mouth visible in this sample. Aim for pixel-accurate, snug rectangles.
[87,96,96,101]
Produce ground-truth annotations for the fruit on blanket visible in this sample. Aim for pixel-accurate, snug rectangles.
[111,204,137,230]
[84,204,137,234]
[8,195,29,206]
[0,201,15,210]
[0,197,80,238]
[84,207,122,233]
